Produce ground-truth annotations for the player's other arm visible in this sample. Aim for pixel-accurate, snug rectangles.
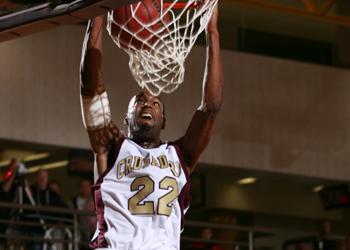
[80,16,122,175]
[177,6,223,174]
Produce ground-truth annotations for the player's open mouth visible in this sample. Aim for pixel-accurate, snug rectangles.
[141,113,153,119]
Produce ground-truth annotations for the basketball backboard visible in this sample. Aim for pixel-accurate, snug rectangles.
[0,0,139,43]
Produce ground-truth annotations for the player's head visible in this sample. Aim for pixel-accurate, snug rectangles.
[125,90,166,142]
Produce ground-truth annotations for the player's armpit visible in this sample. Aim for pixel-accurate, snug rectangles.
[87,122,122,154]
[176,109,219,174]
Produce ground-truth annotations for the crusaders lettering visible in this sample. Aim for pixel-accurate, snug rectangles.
[116,155,182,179]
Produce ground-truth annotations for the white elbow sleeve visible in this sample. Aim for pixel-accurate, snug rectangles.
[81,91,111,129]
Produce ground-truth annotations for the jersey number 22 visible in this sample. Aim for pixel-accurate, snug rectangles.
[128,176,179,216]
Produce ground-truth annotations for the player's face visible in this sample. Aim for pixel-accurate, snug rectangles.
[127,91,165,137]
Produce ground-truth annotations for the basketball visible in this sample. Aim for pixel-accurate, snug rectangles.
[111,0,169,50]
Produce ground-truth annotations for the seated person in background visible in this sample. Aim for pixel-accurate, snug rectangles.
[1,162,67,250]
[296,243,312,250]
[191,227,222,250]
[0,159,28,249]
[48,180,62,195]
[314,219,338,250]
[69,178,95,249]
[339,235,350,250]
[28,169,67,208]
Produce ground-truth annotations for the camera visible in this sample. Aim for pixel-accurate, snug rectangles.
[15,162,28,186]
[17,162,28,175]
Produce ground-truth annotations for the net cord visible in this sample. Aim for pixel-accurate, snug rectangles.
[107,0,218,95]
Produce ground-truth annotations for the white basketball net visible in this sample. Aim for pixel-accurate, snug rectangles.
[107,0,218,95]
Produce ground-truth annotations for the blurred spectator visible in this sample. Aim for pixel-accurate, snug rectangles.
[27,169,68,250]
[0,159,27,250]
[320,219,332,238]
[295,243,312,250]
[190,227,222,250]
[29,169,66,208]
[0,159,17,217]
[48,180,62,195]
[315,219,338,250]
[2,164,67,250]
[339,235,350,250]
[346,236,350,249]
[210,212,238,250]
[69,178,95,249]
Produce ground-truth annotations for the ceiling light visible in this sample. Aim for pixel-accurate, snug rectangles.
[0,152,50,168]
[23,152,50,162]
[237,177,257,185]
[313,185,324,193]
[0,160,11,168]
[27,160,69,174]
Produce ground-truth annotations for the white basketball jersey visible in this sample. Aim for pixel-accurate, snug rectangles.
[90,137,190,250]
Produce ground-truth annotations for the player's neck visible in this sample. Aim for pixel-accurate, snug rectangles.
[131,135,161,148]
[128,128,162,148]
[138,140,161,148]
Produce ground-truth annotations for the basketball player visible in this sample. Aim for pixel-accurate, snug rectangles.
[79,5,223,250]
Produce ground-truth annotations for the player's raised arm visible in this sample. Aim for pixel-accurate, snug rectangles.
[177,5,223,174]
[80,16,106,97]
[80,16,121,175]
